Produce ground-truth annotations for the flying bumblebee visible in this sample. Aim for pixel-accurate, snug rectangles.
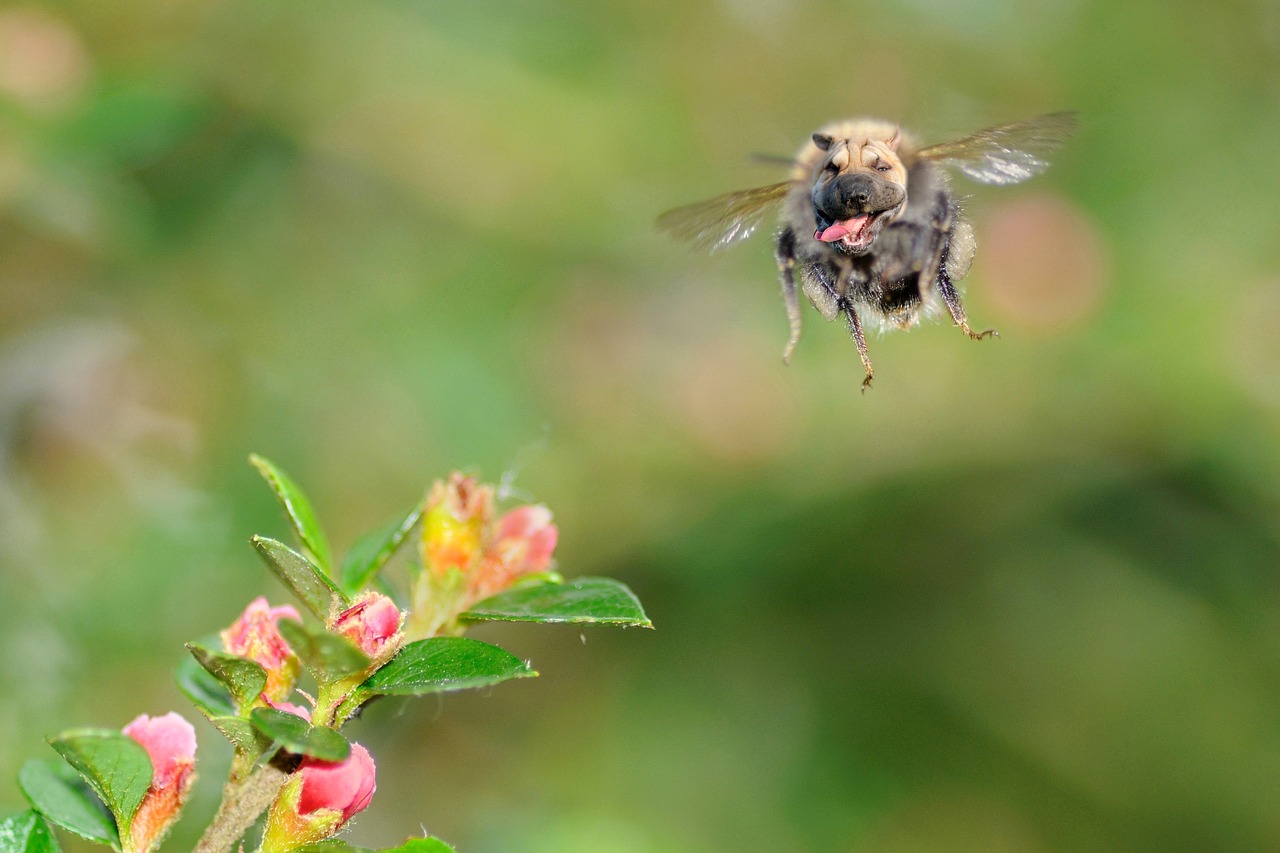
[658,112,1077,390]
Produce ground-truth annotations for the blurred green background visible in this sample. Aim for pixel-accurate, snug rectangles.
[2,1,1279,851]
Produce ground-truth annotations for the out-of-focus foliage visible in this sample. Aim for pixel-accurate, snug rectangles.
[1,0,1278,851]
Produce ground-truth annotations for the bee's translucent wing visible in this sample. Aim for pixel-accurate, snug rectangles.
[915,112,1078,185]
[657,181,794,252]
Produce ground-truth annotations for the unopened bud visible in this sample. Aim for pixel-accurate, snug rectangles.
[329,592,404,665]
[121,713,196,853]
[261,743,376,852]
[221,597,302,706]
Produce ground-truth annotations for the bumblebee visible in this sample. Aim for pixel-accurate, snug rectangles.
[659,112,1077,389]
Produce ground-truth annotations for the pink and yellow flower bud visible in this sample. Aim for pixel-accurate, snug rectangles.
[261,743,376,852]
[473,505,559,597]
[420,473,493,576]
[329,592,404,664]
[220,597,302,705]
[122,712,196,853]
[407,472,562,639]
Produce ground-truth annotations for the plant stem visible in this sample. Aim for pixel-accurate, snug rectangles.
[312,683,339,729]
[192,761,292,853]
[314,673,367,729]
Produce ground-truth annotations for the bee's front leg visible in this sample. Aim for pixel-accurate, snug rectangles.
[794,258,875,391]
[843,305,874,393]
[774,227,802,365]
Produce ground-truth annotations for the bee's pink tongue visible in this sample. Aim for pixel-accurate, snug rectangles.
[815,214,870,243]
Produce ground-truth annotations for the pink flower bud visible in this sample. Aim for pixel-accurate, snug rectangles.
[265,697,313,722]
[261,743,377,852]
[329,592,403,662]
[221,597,302,704]
[297,743,377,823]
[494,505,558,572]
[474,504,558,597]
[122,713,196,853]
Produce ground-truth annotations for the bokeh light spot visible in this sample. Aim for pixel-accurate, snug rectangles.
[0,9,90,107]
[973,193,1110,333]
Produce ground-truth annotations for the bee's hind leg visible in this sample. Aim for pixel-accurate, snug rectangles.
[937,270,998,340]
[774,227,802,364]
[843,305,875,393]
[926,198,997,341]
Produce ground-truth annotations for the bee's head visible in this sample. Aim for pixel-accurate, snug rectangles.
[809,126,906,255]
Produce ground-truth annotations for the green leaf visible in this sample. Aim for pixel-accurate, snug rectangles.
[206,716,272,757]
[359,638,535,698]
[250,454,334,572]
[276,619,370,684]
[186,644,268,712]
[18,759,116,846]
[463,577,653,627]
[294,839,455,853]
[175,652,236,717]
[248,708,350,761]
[383,840,457,853]
[47,731,152,836]
[339,504,423,595]
[0,810,61,853]
[253,536,347,619]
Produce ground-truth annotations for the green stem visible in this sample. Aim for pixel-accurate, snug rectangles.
[313,672,366,729]
[312,683,341,729]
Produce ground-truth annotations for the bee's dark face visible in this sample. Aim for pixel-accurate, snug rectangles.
[809,133,907,255]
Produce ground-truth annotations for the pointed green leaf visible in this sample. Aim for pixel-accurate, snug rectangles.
[176,652,237,718]
[250,454,334,571]
[383,840,457,853]
[0,811,61,853]
[359,638,535,699]
[206,715,273,758]
[186,644,268,712]
[47,731,152,835]
[18,759,115,846]
[248,708,350,762]
[277,619,370,684]
[463,577,652,627]
[252,536,347,619]
[339,504,423,596]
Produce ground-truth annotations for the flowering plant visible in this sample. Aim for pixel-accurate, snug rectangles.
[1,456,650,853]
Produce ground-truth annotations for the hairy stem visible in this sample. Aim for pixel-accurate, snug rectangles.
[193,760,293,853]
